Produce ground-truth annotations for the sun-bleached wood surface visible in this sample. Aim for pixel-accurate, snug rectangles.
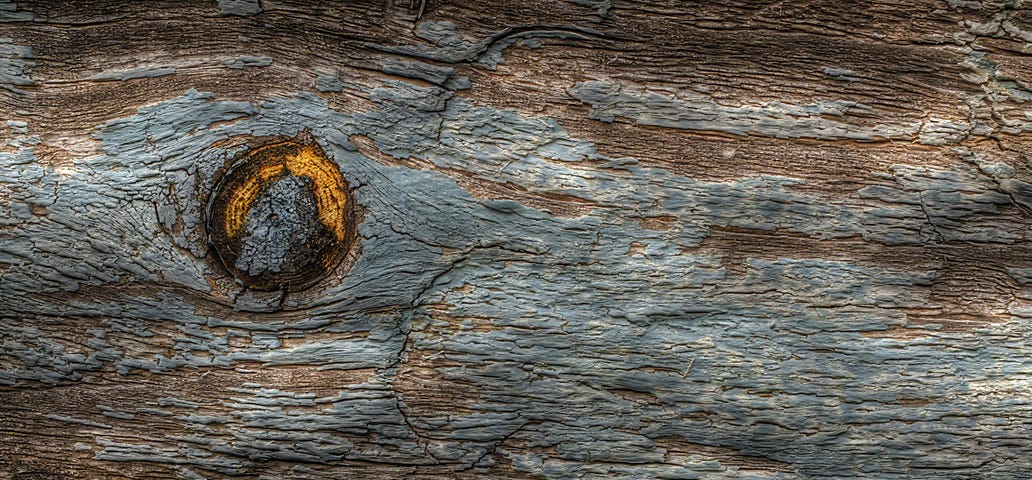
[1,1,1031,478]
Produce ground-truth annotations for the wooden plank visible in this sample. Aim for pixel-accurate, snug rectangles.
[1,1,1030,478]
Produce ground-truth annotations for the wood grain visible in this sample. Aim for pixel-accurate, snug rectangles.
[1,0,1030,478]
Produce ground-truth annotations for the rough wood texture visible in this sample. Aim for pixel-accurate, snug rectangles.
[2,0,1031,478]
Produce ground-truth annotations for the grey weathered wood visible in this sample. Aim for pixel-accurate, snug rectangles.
[1,0,1031,478]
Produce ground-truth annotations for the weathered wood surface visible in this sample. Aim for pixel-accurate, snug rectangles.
[1,0,1031,478]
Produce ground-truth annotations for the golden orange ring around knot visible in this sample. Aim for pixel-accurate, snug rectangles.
[206,139,355,291]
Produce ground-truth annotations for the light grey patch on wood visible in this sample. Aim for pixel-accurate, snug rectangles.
[2,295,324,383]
[370,21,602,69]
[998,177,1032,210]
[519,38,543,48]
[0,90,257,299]
[255,334,399,369]
[96,382,416,471]
[216,381,426,462]
[410,253,1029,478]
[569,74,1032,146]
[367,81,1018,246]
[6,119,27,133]
[94,439,248,473]
[959,0,1032,42]
[0,38,33,92]
[1007,267,1032,284]
[97,405,135,420]
[158,397,200,409]
[822,67,859,81]
[477,29,596,70]
[565,0,612,19]
[383,58,470,90]
[859,164,1017,244]
[569,80,914,142]
[90,66,177,82]
[954,51,1032,139]
[46,414,112,429]
[177,468,207,480]
[315,69,344,92]
[0,0,32,22]
[372,21,478,63]
[4,132,37,149]
[916,117,980,145]
[218,0,262,17]
[223,55,272,69]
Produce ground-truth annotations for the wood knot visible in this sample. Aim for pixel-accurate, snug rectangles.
[206,137,355,291]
